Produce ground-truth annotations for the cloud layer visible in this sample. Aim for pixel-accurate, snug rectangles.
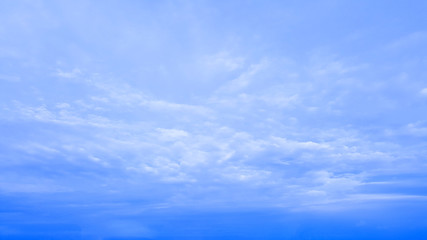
[1,0,427,238]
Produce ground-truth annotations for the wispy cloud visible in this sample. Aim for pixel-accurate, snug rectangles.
[386,31,427,50]
[1,2,427,237]
[0,74,20,82]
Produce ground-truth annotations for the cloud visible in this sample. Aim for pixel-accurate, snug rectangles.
[55,68,82,79]
[14,102,114,127]
[308,53,368,77]
[404,122,427,136]
[386,31,427,50]
[215,60,268,94]
[0,74,20,82]
[203,51,245,71]
[1,2,427,238]
[157,128,189,141]
[271,136,331,152]
[1,51,425,213]
[144,99,212,116]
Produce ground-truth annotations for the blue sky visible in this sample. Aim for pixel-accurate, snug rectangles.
[1,0,427,239]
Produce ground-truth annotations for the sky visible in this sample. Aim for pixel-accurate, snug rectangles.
[1,0,427,239]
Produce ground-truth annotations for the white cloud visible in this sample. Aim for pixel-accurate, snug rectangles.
[271,136,331,152]
[203,51,245,71]
[2,54,424,211]
[221,166,272,183]
[309,54,367,77]
[0,74,20,82]
[144,99,212,116]
[55,68,82,79]
[307,171,362,192]
[216,60,268,93]
[405,122,427,136]
[386,31,427,50]
[156,128,189,141]
[16,142,60,154]
[14,102,114,127]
